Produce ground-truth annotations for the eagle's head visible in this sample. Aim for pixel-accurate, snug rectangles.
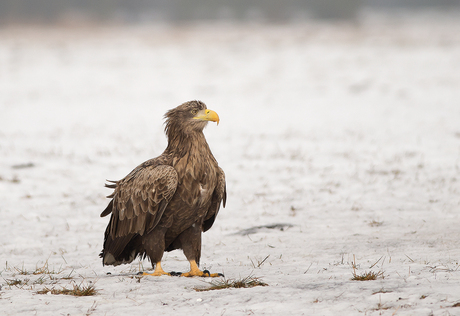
[164,100,219,136]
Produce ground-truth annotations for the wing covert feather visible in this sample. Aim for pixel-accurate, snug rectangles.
[105,164,178,238]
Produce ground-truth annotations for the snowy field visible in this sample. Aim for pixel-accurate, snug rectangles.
[1,11,460,315]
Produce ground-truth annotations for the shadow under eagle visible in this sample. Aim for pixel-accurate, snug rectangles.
[100,100,226,277]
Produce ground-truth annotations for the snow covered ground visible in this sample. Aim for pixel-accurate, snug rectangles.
[1,11,460,315]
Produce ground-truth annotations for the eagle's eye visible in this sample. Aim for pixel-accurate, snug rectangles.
[191,109,198,115]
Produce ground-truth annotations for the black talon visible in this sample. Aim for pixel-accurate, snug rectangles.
[218,273,224,277]
[170,271,182,276]
[137,272,143,275]
[203,269,210,277]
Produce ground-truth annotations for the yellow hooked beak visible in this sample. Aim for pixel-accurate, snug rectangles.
[193,109,220,125]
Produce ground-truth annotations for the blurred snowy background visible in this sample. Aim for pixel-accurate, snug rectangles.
[0,0,460,23]
[1,1,460,315]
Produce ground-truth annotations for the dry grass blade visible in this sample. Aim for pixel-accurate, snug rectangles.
[33,275,46,285]
[61,269,75,280]
[33,260,64,275]
[352,270,384,281]
[195,275,268,292]
[257,255,270,268]
[37,282,98,296]
[369,256,384,269]
[250,255,270,268]
[13,265,29,275]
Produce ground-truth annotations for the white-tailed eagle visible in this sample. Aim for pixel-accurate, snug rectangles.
[100,100,226,277]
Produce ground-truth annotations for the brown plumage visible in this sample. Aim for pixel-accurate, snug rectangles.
[100,100,226,277]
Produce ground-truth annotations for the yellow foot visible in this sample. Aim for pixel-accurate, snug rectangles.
[180,269,223,277]
[142,261,170,276]
[142,271,170,276]
[180,260,224,277]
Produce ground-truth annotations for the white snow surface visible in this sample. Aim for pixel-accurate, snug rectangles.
[1,12,460,315]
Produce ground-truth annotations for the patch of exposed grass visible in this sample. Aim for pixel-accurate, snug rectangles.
[6,278,29,286]
[13,264,30,275]
[352,270,383,281]
[3,260,96,296]
[33,275,46,285]
[195,275,268,292]
[6,260,64,276]
[33,261,64,275]
[350,254,384,281]
[36,282,98,296]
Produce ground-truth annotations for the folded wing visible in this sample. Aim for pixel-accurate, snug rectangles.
[101,164,179,238]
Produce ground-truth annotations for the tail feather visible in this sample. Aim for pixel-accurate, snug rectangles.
[100,214,145,266]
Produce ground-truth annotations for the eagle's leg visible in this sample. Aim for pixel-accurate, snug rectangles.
[143,261,170,276]
[142,228,170,276]
[177,223,223,277]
